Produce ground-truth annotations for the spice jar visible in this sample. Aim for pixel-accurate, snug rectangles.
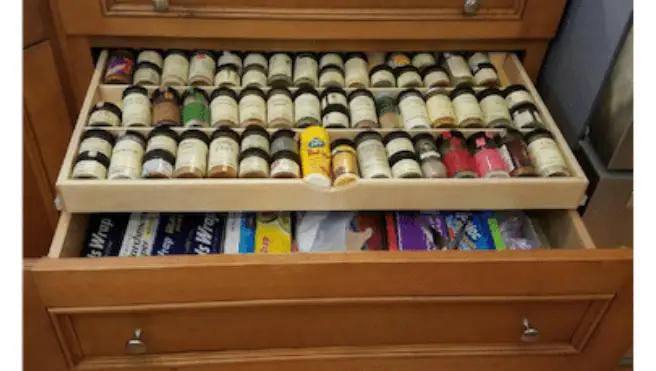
[271,150,301,178]
[72,151,111,180]
[319,52,344,70]
[104,49,135,84]
[389,151,423,179]
[375,93,400,129]
[174,129,209,178]
[320,86,348,111]
[467,132,510,178]
[142,149,176,178]
[354,131,392,179]
[422,65,450,88]
[239,87,267,128]
[387,52,412,69]
[244,52,268,71]
[442,52,474,86]
[498,129,537,177]
[108,131,146,180]
[331,139,360,186]
[510,102,544,130]
[214,64,241,87]
[188,50,216,86]
[293,86,321,128]
[413,133,447,178]
[242,64,268,88]
[397,89,431,130]
[436,130,477,178]
[210,87,239,128]
[395,65,423,88]
[217,51,243,74]
[383,131,415,158]
[300,127,332,187]
[525,129,570,177]
[152,87,181,127]
[79,129,115,158]
[503,84,535,110]
[425,88,456,128]
[162,50,189,86]
[208,127,241,178]
[369,65,395,88]
[348,89,378,128]
[344,52,369,88]
[322,104,350,128]
[146,126,179,157]
[271,129,298,156]
[133,61,161,86]
[137,50,164,70]
[477,88,513,128]
[181,87,210,128]
[241,125,270,154]
[87,102,122,127]
[268,52,293,87]
[472,63,500,87]
[412,52,437,72]
[239,148,270,178]
[467,52,491,71]
[293,52,319,87]
[450,85,485,128]
[319,64,345,88]
[267,88,294,128]
[122,85,151,127]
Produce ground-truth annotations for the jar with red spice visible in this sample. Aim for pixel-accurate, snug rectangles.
[436,131,477,179]
[466,132,510,179]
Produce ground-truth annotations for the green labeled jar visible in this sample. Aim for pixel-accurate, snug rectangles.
[181,87,210,128]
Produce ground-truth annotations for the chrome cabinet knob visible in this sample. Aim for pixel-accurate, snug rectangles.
[126,328,147,355]
[521,318,540,343]
[153,0,169,12]
[464,0,481,16]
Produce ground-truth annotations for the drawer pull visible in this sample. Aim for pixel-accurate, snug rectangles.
[463,0,481,16]
[126,328,147,355]
[521,318,540,343]
[152,0,169,12]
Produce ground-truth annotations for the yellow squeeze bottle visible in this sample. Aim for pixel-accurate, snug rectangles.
[300,127,332,187]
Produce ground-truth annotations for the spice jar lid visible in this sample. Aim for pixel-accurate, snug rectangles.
[369,64,394,78]
[425,87,449,101]
[319,63,345,75]
[269,52,292,59]
[344,52,368,62]
[122,85,149,99]
[240,86,266,101]
[210,87,238,102]
[331,138,356,150]
[383,130,412,146]
[503,84,530,97]
[239,147,270,162]
[271,128,296,143]
[139,49,164,58]
[181,87,210,103]
[295,52,317,60]
[271,149,300,165]
[394,65,420,78]
[148,126,180,142]
[81,129,116,146]
[292,86,320,100]
[211,127,240,143]
[219,50,244,59]
[473,62,497,74]
[322,104,350,118]
[354,130,384,147]
[143,148,176,165]
[319,52,344,59]
[347,88,375,102]
[388,150,418,167]
[466,131,499,152]
[152,86,181,104]
[166,49,189,59]
[524,128,555,144]
[192,50,215,59]
[421,64,447,79]
[216,63,240,74]
[397,88,424,105]
[119,130,147,148]
[450,85,476,100]
[476,87,504,102]
[509,101,539,116]
[436,130,466,150]
[501,128,525,144]
[412,132,437,146]
[320,86,347,101]
[136,61,162,75]
[89,101,122,121]
[243,64,267,74]
[267,87,293,100]
[110,48,136,59]
[75,150,111,168]
[242,124,271,141]
[180,129,210,145]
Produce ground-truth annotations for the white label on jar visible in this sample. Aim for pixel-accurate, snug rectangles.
[137,50,163,69]
[453,94,484,126]
[345,58,369,87]
[446,55,472,78]
[480,95,511,124]
[371,70,395,87]
[506,90,535,109]
[214,69,240,87]
[426,94,456,124]
[218,51,242,70]
[322,111,350,128]
[319,53,344,70]
[412,53,436,70]
[474,68,499,85]
[79,137,113,158]
[385,138,414,157]
[239,156,269,177]
[209,137,239,169]
[294,94,321,122]
[468,52,490,70]
[419,150,441,161]
[271,158,300,177]
[424,70,450,87]
[528,138,567,176]
[175,139,208,172]
[294,56,318,85]
[242,69,267,87]
[399,95,431,130]
[512,109,542,129]
[162,54,189,85]
[211,96,239,126]
[244,53,268,70]
[142,158,174,178]
[499,144,516,173]
[109,139,144,179]
[73,160,107,179]
[88,109,121,127]
[349,95,378,126]
[242,134,270,153]
[269,54,292,78]
[123,93,151,127]
[321,92,348,110]
[239,95,266,123]
[392,158,422,178]
[319,69,345,88]
[133,67,161,86]
[147,135,178,155]
[189,54,216,81]
[397,70,422,88]
[267,94,293,124]
[357,140,392,179]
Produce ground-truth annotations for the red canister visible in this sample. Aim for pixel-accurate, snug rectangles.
[436,130,477,178]
[467,132,510,178]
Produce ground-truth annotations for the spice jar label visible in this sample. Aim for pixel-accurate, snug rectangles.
[215,69,240,86]
[446,56,471,78]
[426,95,456,124]
[350,96,378,125]
[218,52,242,69]
[528,138,567,176]
[123,94,152,126]
[268,95,294,123]
[271,158,300,177]
[320,54,344,70]
[480,96,511,123]
[388,54,411,69]
[506,90,534,109]
[319,69,345,88]
[392,158,422,178]
[89,110,120,127]
[323,111,349,128]
[425,70,450,87]
[242,134,270,153]
[321,93,347,110]
[357,140,391,178]
[468,52,490,70]
[270,54,292,77]
[243,70,267,87]
[499,145,516,173]
[134,68,160,86]
[397,70,422,88]
[332,146,359,182]
[183,99,209,128]
[147,136,178,156]
[371,70,395,87]
[209,137,239,169]
[240,95,266,122]
[453,94,484,125]
[240,156,269,177]
[106,56,133,78]
[142,158,174,178]
[513,110,543,129]
[244,53,267,69]
[474,68,498,86]
[163,55,189,84]
[345,58,369,87]
[73,160,107,179]
[138,51,163,69]
[176,139,208,172]
[80,137,113,158]
[386,138,414,157]
[211,96,239,126]
[190,55,216,80]
[399,95,431,129]
[294,57,318,82]
[109,140,144,179]
[295,94,321,122]
[412,53,436,69]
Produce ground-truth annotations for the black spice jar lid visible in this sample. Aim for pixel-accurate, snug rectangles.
[412,132,437,147]
[319,63,345,74]
[243,64,267,74]
[388,150,419,167]
[210,87,238,102]
[476,87,504,102]
[467,131,499,152]
[320,86,347,101]
[122,85,149,99]
[267,87,293,100]
[110,48,136,59]
[369,64,394,78]
[211,127,241,143]
[271,149,301,165]
[397,88,424,105]
[524,128,555,144]
[509,101,539,116]
[240,86,266,101]
[344,52,368,62]
[295,52,317,59]
[322,104,350,118]
[421,64,447,79]
[181,87,210,103]
[503,84,530,97]
[383,130,412,146]
[192,50,215,59]
[239,147,270,162]
[152,86,181,105]
[89,101,122,121]
[136,61,162,74]
[271,128,296,143]
[180,129,210,145]
[75,150,111,168]
[148,126,180,142]
[354,130,384,147]
[425,87,449,100]
[347,88,375,102]
[450,84,476,100]
[166,49,189,59]
[292,86,320,101]
[331,138,356,150]
[81,129,116,146]
[120,130,147,147]
[143,148,176,165]
[473,62,497,74]
[216,63,240,74]
[394,65,420,77]
[501,128,526,144]
[242,124,271,141]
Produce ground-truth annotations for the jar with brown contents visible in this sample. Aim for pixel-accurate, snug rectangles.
[151,87,181,127]
[174,129,210,178]
[239,87,267,128]
[267,88,294,129]
[425,88,456,128]
[208,127,241,178]
[497,129,537,177]
[270,150,301,178]
[104,49,135,84]
[331,139,360,186]
[525,129,570,177]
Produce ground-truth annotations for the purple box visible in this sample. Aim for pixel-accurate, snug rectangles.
[395,211,447,251]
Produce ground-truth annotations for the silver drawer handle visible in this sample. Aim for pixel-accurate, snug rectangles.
[153,0,169,12]
[464,0,481,16]
[521,318,540,343]
[126,328,147,355]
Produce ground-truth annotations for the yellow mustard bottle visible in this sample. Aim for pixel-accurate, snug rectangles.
[300,127,332,187]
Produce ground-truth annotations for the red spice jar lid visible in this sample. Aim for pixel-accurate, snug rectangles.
[466,131,499,153]
[436,130,467,153]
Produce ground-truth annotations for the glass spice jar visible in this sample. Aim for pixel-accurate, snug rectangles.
[397,88,431,130]
[467,131,510,178]
[133,61,161,86]
[319,64,345,88]
[498,129,537,177]
[217,51,243,74]
[413,133,447,178]
[268,52,293,87]
[152,87,181,127]
[243,52,268,72]
[477,88,513,128]
[442,52,475,86]
[510,102,544,130]
[108,131,147,180]
[472,63,500,87]
[242,64,268,88]
[241,125,271,154]
[348,88,378,128]
[524,129,570,177]
[271,129,298,157]
[354,131,392,179]
[188,50,216,86]
[87,101,122,127]
[174,129,210,178]
[436,130,477,178]
[386,52,412,69]
[450,85,485,128]
[293,86,321,128]
[214,64,241,87]
[503,84,535,110]
[181,87,210,128]
[137,50,164,70]
[366,52,386,70]
[210,87,239,128]
[383,131,415,158]
[72,151,111,180]
[319,52,344,70]
[208,127,241,178]
[270,150,301,178]
[467,52,491,71]
[422,65,451,88]
[375,93,401,129]
[79,129,115,159]
[239,87,267,128]
[320,86,348,111]
[146,126,179,157]
[331,138,360,186]
[267,87,294,129]
[239,148,270,178]
[104,49,135,84]
[322,104,350,128]
[344,52,369,88]
[389,151,423,179]
[425,88,456,128]
[122,85,151,127]
[412,52,437,72]
[395,65,423,88]
[294,52,319,87]
[369,65,396,88]
[142,149,176,179]
[162,50,189,86]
